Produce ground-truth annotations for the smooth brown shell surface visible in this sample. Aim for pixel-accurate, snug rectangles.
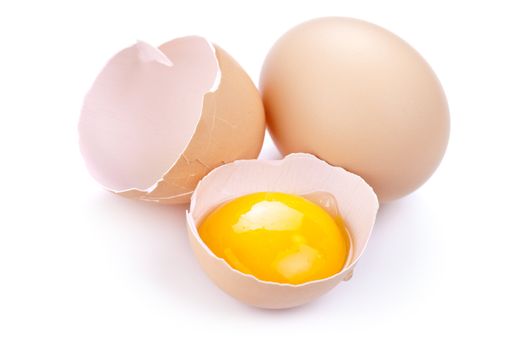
[260,17,450,202]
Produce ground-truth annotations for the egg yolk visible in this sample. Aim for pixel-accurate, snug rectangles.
[198,192,349,284]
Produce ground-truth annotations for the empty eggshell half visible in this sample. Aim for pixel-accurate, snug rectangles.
[79,36,265,204]
[186,153,379,309]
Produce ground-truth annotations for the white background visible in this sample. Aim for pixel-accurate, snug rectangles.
[1,0,524,349]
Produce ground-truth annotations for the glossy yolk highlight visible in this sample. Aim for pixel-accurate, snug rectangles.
[198,192,349,284]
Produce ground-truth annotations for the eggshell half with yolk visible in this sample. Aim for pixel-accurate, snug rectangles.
[187,153,379,309]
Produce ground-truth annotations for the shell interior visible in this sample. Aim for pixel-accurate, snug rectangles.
[79,37,220,193]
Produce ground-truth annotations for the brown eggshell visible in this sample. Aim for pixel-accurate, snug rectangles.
[187,153,379,309]
[79,37,265,204]
[122,44,265,203]
[260,17,450,202]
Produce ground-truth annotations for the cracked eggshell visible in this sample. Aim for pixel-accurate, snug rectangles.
[79,37,265,204]
[186,153,379,309]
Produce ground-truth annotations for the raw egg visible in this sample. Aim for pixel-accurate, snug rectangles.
[79,36,265,203]
[260,17,450,202]
[187,153,378,308]
[198,192,350,285]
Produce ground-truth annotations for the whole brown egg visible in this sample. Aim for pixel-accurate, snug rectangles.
[260,17,450,202]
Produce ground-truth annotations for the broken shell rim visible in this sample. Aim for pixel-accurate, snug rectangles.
[187,152,379,288]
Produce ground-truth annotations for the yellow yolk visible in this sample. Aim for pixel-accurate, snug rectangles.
[198,192,349,284]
